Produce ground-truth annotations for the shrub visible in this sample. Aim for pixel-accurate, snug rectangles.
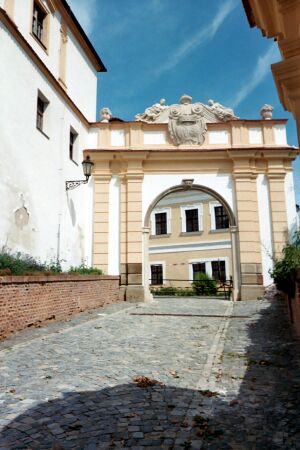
[270,231,300,295]
[151,286,177,296]
[192,272,217,296]
[68,263,103,275]
[150,286,198,296]
[0,248,47,275]
[0,249,102,276]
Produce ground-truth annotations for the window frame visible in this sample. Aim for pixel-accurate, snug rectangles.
[31,0,50,51]
[180,204,203,233]
[189,258,228,283]
[150,262,165,285]
[150,208,171,236]
[192,262,206,280]
[36,90,49,137]
[69,127,79,164]
[209,201,229,230]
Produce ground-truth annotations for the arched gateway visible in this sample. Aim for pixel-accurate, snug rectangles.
[86,95,298,302]
[143,183,239,301]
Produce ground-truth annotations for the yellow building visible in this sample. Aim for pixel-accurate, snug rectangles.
[243,0,300,143]
[85,95,298,302]
[149,190,232,289]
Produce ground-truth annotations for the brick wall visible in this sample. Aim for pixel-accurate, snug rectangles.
[0,275,121,339]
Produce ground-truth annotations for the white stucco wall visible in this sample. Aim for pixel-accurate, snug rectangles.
[142,173,234,223]
[65,31,98,121]
[8,0,98,121]
[285,171,298,237]
[0,22,93,268]
[256,175,273,286]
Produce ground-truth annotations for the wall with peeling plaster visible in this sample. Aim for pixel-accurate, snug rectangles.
[0,12,97,268]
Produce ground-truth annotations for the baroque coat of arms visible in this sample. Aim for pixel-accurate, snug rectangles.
[168,95,206,145]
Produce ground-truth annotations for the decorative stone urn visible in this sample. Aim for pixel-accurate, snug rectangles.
[260,104,273,120]
[100,107,112,123]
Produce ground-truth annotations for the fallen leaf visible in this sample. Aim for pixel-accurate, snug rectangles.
[133,376,164,388]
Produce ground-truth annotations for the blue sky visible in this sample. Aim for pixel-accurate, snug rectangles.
[68,0,299,202]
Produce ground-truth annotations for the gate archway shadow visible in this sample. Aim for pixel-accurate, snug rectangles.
[1,298,300,449]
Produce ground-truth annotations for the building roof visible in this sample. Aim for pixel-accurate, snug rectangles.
[242,0,256,27]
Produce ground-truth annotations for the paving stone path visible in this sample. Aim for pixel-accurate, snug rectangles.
[0,295,300,449]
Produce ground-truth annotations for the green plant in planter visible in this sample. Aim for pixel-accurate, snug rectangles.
[0,248,47,275]
[192,272,217,296]
[270,231,300,296]
[68,263,103,275]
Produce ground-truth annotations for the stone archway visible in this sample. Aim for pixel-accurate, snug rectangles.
[143,182,240,302]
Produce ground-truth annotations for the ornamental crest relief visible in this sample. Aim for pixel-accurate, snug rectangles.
[168,95,206,145]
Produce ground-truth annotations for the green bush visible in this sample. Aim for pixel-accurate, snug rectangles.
[0,248,48,275]
[0,249,102,276]
[68,264,103,275]
[151,286,198,296]
[151,286,177,296]
[192,272,217,296]
[271,231,300,295]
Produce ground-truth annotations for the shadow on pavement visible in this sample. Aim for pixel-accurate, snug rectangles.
[1,298,300,449]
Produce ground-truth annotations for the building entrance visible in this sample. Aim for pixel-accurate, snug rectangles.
[143,183,239,302]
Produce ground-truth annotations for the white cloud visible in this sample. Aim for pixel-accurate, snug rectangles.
[154,0,238,77]
[231,45,280,108]
[67,0,96,35]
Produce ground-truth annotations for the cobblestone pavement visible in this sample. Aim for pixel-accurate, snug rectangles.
[0,295,300,449]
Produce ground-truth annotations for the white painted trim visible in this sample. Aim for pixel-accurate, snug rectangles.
[149,240,231,254]
[284,171,298,235]
[144,130,166,145]
[188,257,229,282]
[256,174,273,286]
[209,130,229,144]
[111,129,125,146]
[150,207,171,235]
[180,203,203,232]
[274,124,287,145]
[249,127,262,145]
[149,260,166,285]
[108,175,120,275]
[209,201,221,230]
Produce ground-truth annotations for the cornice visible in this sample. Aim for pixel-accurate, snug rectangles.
[52,0,106,72]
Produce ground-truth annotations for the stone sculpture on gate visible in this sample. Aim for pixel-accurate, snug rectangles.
[168,95,207,145]
[134,95,239,145]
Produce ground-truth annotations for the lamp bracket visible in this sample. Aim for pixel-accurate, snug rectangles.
[66,178,88,191]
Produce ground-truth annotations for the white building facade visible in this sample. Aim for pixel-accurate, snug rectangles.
[0,0,106,267]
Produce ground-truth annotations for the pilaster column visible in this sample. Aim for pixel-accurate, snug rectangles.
[143,226,153,302]
[93,174,111,274]
[229,225,240,301]
[268,173,288,257]
[234,172,264,299]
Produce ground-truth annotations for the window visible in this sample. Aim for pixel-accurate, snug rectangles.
[192,263,206,280]
[211,260,226,282]
[36,92,49,134]
[186,209,199,232]
[69,128,78,162]
[32,1,47,44]
[181,204,203,233]
[189,258,228,283]
[151,264,163,285]
[155,212,167,235]
[36,97,45,131]
[151,208,171,236]
[215,206,229,229]
[209,202,229,230]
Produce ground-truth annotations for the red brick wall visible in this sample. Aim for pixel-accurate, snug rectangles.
[0,275,121,339]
